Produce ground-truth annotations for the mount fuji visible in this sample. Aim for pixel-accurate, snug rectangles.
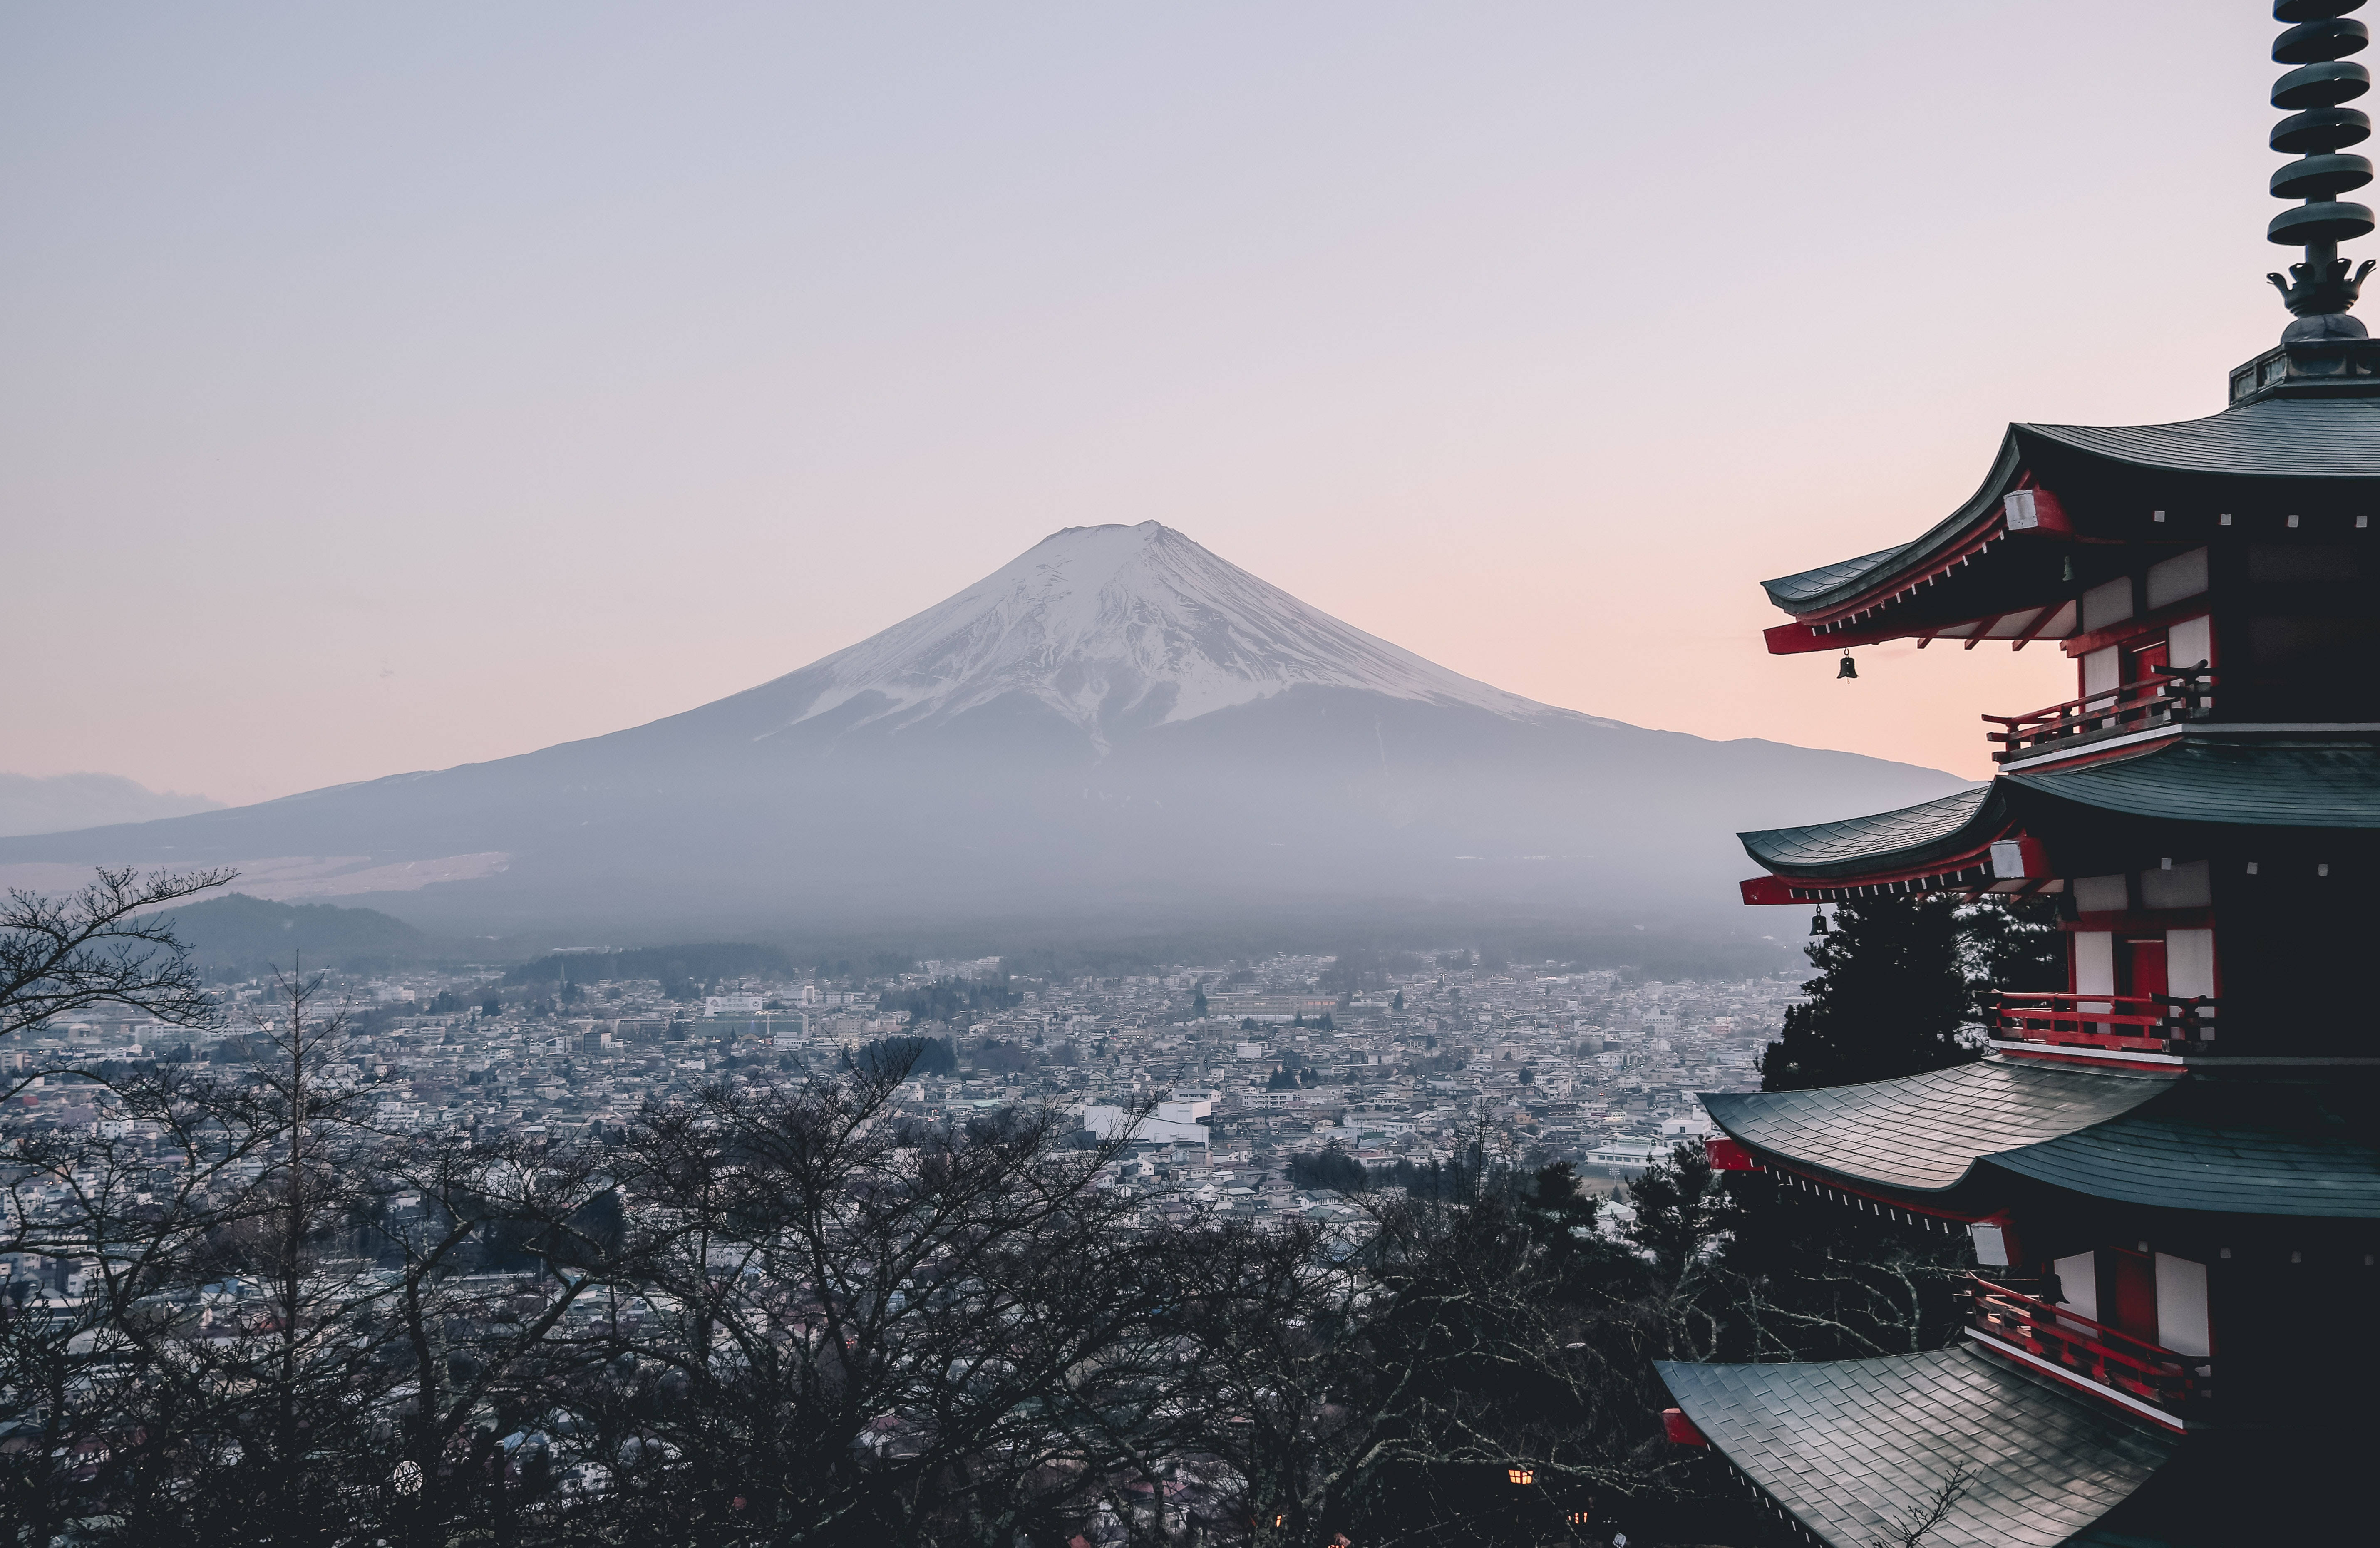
[0,523,1965,945]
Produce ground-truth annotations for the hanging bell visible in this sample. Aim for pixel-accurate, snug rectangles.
[1836,651,1858,680]
[1809,908,1829,936]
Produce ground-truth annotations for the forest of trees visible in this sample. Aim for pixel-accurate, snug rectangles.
[0,870,1992,1547]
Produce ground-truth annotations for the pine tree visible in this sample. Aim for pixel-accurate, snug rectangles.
[1760,896,1973,1091]
[1956,892,2065,1019]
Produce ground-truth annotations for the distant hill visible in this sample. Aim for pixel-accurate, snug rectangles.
[0,772,222,836]
[0,523,1970,944]
[153,893,439,974]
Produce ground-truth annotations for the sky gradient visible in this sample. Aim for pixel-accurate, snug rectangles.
[4,2,2298,806]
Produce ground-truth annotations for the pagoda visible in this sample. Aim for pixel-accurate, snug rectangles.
[1653,6,2380,1546]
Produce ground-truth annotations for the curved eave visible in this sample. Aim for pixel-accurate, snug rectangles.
[2007,739,2380,829]
[1699,1062,2174,1197]
[1656,1347,2177,1548]
[1761,431,2025,618]
[2021,396,2380,480]
[1983,1076,2380,1218]
[1738,786,2000,882]
[1742,741,2380,897]
[1760,399,2380,643]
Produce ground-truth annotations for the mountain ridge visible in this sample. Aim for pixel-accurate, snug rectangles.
[0,523,1968,940]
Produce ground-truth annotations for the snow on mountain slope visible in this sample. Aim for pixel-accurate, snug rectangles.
[752,521,1599,747]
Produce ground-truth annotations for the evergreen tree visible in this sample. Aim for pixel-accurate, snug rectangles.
[1760,896,1972,1091]
[1957,892,2065,1019]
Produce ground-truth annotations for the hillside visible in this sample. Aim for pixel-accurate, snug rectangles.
[153,893,440,974]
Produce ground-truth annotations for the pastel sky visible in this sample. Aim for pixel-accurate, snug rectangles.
[4,2,2302,806]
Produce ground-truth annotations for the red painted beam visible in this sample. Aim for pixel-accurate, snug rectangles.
[1704,1137,1757,1172]
[1763,619,1931,655]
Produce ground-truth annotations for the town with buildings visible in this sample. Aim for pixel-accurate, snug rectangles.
[1,951,1784,1236]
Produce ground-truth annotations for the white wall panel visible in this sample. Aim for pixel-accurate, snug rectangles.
[2082,578,2136,632]
[2055,1252,2099,1322]
[2074,932,2115,1006]
[2154,1253,2210,1357]
[2167,929,2216,999]
[2073,875,2130,914]
[2083,645,2122,702]
[2147,549,2210,610]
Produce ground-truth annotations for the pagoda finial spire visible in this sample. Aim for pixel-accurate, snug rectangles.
[2266,1,2378,335]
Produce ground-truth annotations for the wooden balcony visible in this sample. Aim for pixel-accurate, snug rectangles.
[1966,1276,2209,1425]
[1990,991,2215,1057]
[1984,667,2214,764]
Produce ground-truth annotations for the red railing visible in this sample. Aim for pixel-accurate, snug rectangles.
[1966,1276,2209,1421]
[1983,667,2214,762]
[1991,991,2215,1054]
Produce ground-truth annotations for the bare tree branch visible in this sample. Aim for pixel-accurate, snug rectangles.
[0,865,234,1040]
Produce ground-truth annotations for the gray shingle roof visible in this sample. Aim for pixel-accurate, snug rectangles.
[1987,1076,2380,1217]
[1739,786,1998,879]
[2020,397,2380,479]
[1700,1062,2173,1193]
[1761,544,1915,609]
[1738,740,2380,886]
[1759,437,2020,616]
[1709,1064,2380,1219]
[1759,398,2380,619]
[1656,1346,2177,1548]
[2008,739,2380,828]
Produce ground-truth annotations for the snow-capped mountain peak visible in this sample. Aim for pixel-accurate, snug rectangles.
[762,521,1578,744]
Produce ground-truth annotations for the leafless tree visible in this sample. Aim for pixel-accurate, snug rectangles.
[526,1060,1177,1545]
[0,958,620,1547]
[0,865,233,1041]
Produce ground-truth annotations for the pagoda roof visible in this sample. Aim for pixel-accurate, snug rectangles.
[1989,1075,2380,1218]
[1700,1062,2171,1194]
[1706,1065,2380,1218]
[1740,786,1998,880]
[1757,397,2380,650]
[2019,396,2380,481]
[1739,739,2380,886]
[1655,1345,2176,1548]
[2006,738,2380,827]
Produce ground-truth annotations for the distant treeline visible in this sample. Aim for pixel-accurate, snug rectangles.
[854,1034,958,1077]
[503,943,798,989]
[1289,1144,1504,1203]
[877,976,1023,1024]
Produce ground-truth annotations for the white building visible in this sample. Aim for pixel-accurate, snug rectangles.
[1079,1104,1211,1147]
